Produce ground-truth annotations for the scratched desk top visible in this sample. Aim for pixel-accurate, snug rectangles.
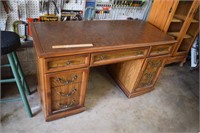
[31,20,176,58]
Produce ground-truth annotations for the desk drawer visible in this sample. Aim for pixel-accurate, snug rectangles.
[50,71,83,88]
[149,44,174,56]
[91,48,148,66]
[134,57,165,91]
[51,83,81,113]
[45,68,89,114]
[45,54,90,73]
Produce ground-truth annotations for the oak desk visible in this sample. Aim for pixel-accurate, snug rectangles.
[31,20,177,121]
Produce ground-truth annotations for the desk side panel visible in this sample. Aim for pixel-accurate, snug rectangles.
[108,59,145,94]
[34,51,47,118]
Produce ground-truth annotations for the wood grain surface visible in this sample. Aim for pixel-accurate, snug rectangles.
[31,20,176,58]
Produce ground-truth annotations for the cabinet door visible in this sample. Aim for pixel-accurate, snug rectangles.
[148,0,179,31]
[133,57,166,92]
[173,1,199,56]
[45,68,89,115]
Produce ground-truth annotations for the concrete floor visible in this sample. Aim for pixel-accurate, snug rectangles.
[1,62,199,133]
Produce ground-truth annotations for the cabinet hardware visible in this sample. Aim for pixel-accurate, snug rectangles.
[149,60,161,67]
[169,7,173,13]
[136,51,143,55]
[158,48,165,52]
[57,88,77,97]
[57,75,78,85]
[98,55,105,60]
[65,61,72,66]
[58,99,76,109]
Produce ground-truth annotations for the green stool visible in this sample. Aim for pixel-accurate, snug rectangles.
[1,31,33,117]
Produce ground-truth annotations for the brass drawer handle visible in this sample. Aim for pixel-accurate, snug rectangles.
[57,75,78,85]
[149,61,161,67]
[57,88,77,97]
[145,72,156,79]
[58,99,76,109]
[99,55,105,60]
[65,61,72,66]
[157,48,165,52]
[136,51,143,55]
[140,81,152,87]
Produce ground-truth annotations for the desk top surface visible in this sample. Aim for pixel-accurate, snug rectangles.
[31,20,176,58]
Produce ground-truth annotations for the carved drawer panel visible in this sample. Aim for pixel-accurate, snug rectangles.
[149,44,174,56]
[51,83,81,113]
[45,68,89,114]
[91,47,148,66]
[50,71,83,88]
[44,54,90,73]
[135,57,165,91]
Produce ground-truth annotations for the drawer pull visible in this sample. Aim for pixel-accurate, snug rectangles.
[99,55,105,60]
[57,75,78,85]
[145,72,156,79]
[157,48,165,52]
[65,61,72,66]
[58,99,76,109]
[136,51,143,55]
[149,61,161,67]
[57,88,77,97]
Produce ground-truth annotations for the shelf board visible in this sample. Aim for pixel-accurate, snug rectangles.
[171,17,182,22]
[173,14,199,23]
[168,32,192,39]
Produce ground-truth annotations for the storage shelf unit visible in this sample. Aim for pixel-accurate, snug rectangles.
[147,0,199,66]
[173,14,199,23]
[168,32,193,39]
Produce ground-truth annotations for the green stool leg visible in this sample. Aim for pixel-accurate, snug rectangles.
[7,52,33,117]
[12,52,31,95]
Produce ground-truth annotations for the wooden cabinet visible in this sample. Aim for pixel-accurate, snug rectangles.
[45,68,88,116]
[148,0,199,65]
[134,57,166,92]
[36,55,89,121]
[108,56,166,98]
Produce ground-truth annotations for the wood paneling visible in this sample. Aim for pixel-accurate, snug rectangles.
[148,0,178,31]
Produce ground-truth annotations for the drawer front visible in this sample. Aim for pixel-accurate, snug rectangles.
[51,83,81,112]
[149,44,174,56]
[135,57,165,91]
[50,71,82,88]
[45,54,90,73]
[45,68,89,114]
[91,48,148,66]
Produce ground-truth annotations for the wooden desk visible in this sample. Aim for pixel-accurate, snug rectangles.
[31,20,177,121]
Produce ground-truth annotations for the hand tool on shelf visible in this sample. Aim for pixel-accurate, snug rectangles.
[1,1,11,31]
[13,20,28,41]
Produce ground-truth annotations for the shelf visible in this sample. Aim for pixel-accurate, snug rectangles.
[171,17,182,22]
[168,32,192,39]
[172,14,199,23]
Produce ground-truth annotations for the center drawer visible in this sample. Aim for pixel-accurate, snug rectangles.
[90,47,148,66]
